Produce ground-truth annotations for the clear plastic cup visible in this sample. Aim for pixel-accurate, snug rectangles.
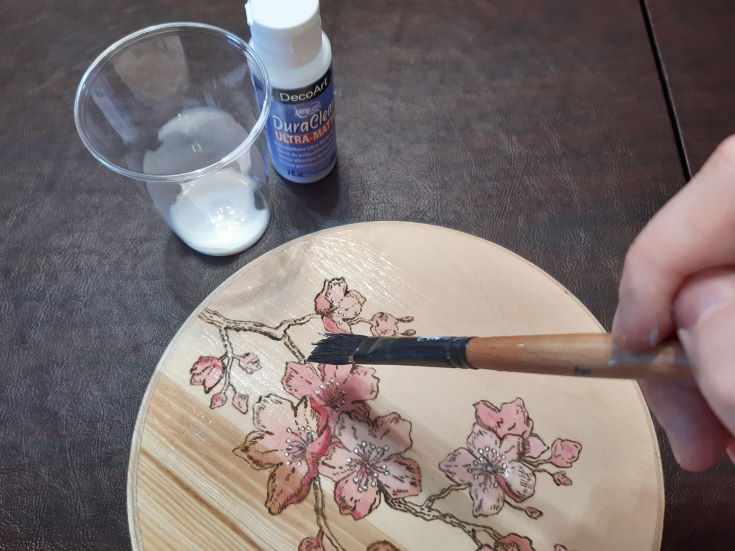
[74,22,271,256]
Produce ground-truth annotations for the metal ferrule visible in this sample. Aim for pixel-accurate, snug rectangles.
[350,336,475,369]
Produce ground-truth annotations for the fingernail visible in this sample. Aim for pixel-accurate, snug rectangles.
[727,441,735,465]
[677,328,696,374]
[612,308,628,345]
[647,327,660,347]
[612,309,619,333]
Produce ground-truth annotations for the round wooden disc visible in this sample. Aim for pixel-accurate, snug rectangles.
[128,222,663,551]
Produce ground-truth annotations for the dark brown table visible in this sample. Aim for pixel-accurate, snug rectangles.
[646,0,735,175]
[1,1,733,549]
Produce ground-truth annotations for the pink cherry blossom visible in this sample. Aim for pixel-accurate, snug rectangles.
[209,392,226,409]
[314,277,347,314]
[314,278,366,333]
[549,439,582,468]
[190,356,224,393]
[474,398,547,459]
[320,413,421,520]
[232,392,249,414]
[552,471,573,486]
[524,506,543,519]
[369,313,415,337]
[321,316,345,333]
[234,395,331,514]
[282,362,378,426]
[495,534,536,551]
[350,401,372,424]
[439,423,536,517]
[298,531,325,551]
[236,352,261,374]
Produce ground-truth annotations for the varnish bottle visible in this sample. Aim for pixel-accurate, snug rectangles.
[246,0,337,183]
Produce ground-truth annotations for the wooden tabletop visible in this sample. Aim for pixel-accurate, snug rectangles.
[0,0,732,549]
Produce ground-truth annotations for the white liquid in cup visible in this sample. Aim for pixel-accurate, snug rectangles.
[143,107,269,255]
[168,168,269,255]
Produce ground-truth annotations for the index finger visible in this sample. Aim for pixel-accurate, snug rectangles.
[613,135,735,350]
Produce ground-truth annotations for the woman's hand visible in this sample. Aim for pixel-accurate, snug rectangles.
[613,135,735,471]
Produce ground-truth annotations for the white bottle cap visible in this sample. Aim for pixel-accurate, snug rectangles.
[245,0,322,69]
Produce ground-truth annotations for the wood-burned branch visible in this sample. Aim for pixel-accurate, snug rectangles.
[199,308,319,363]
[312,478,345,551]
[199,308,318,341]
[422,483,468,509]
[384,494,502,545]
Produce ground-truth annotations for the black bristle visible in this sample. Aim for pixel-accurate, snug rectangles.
[308,333,368,364]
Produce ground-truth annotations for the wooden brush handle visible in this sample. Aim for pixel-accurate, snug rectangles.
[466,333,691,379]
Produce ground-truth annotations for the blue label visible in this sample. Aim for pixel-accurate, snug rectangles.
[255,67,336,182]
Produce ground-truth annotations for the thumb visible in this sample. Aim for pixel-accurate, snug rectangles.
[675,267,735,440]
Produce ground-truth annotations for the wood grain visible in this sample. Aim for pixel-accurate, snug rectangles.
[128,222,664,550]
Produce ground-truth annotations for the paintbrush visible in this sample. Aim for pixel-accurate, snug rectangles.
[308,333,692,379]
